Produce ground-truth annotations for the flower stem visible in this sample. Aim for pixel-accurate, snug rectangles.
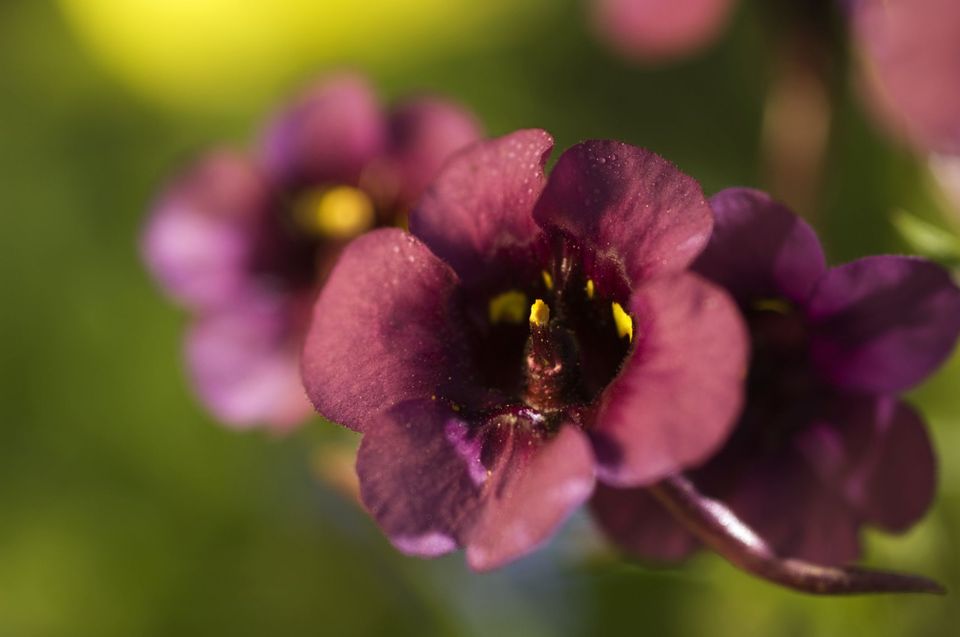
[648,474,945,595]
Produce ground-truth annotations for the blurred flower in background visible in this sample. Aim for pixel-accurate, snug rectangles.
[590,0,737,62]
[143,74,480,429]
[590,0,960,161]
[851,0,960,157]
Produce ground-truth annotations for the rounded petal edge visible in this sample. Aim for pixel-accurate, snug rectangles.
[466,424,596,571]
[186,295,312,431]
[301,228,470,432]
[591,272,748,486]
[142,150,265,309]
[533,140,713,286]
[695,188,827,306]
[381,96,483,208]
[410,129,554,284]
[592,0,737,62]
[808,255,960,394]
[260,73,386,187]
[357,400,483,557]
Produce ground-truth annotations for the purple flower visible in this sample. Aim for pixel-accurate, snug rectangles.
[301,130,748,570]
[593,188,960,566]
[591,0,737,62]
[851,0,960,155]
[142,74,481,429]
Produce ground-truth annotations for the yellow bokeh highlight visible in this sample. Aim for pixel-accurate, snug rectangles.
[58,0,550,110]
[296,186,375,240]
[488,290,528,325]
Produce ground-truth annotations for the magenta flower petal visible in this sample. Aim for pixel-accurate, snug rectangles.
[807,255,960,394]
[301,229,472,432]
[384,97,483,209]
[852,0,960,155]
[533,141,713,283]
[466,424,595,571]
[590,484,698,562]
[592,272,747,486]
[410,129,553,283]
[143,151,266,309]
[795,398,936,534]
[357,400,483,557]
[695,188,827,305]
[186,295,312,429]
[261,73,385,186]
[591,0,737,62]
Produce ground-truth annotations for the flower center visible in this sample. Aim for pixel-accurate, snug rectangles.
[468,257,634,427]
[738,299,826,449]
[294,185,375,240]
[523,298,580,413]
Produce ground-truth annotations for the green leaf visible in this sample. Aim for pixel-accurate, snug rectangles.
[892,209,960,263]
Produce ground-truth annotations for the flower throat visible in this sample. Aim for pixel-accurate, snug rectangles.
[476,252,634,429]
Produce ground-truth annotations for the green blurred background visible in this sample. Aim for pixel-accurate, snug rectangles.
[2,1,959,635]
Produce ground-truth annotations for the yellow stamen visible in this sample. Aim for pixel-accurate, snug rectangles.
[488,290,528,324]
[585,279,595,299]
[753,298,791,314]
[541,270,554,290]
[529,299,550,327]
[296,185,375,240]
[611,302,633,342]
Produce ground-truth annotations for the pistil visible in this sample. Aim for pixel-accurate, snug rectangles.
[524,300,578,414]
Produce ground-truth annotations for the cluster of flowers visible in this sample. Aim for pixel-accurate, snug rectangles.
[592,0,960,157]
[145,75,960,595]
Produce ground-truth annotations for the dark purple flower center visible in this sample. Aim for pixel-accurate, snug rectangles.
[248,182,399,295]
[457,239,634,437]
[732,300,831,452]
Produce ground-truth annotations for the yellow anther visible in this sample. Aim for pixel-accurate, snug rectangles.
[488,290,528,324]
[541,270,554,290]
[585,279,595,299]
[753,298,791,314]
[296,185,375,240]
[611,302,633,342]
[529,299,551,327]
